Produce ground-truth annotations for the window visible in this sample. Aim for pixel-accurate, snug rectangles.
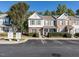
[30,20,35,25]
[36,20,41,25]
[44,28,48,32]
[51,20,54,26]
[45,20,49,26]
[0,19,3,25]
[32,29,36,33]
[4,18,10,25]
[65,21,68,25]
[75,28,79,33]
[75,21,79,25]
[60,20,63,25]
[3,27,9,32]
[49,29,54,32]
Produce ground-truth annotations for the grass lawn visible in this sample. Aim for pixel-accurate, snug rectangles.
[0,32,30,41]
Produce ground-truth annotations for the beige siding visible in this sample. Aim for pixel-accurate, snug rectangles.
[57,19,73,32]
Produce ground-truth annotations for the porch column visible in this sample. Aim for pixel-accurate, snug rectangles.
[68,29,70,33]
[57,28,59,32]
[43,28,44,35]
[48,28,49,33]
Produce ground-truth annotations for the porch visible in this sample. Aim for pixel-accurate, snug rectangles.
[40,27,57,36]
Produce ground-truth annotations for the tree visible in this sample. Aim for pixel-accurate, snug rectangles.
[43,10,51,16]
[8,2,29,32]
[38,11,44,15]
[56,4,67,15]
[51,11,56,15]
[67,9,75,16]
[0,11,3,14]
[76,9,79,15]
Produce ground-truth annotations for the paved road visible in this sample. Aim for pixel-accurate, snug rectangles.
[0,40,79,57]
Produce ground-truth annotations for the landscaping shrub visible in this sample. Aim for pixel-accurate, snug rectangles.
[28,33,39,37]
[47,32,71,38]
[74,33,79,38]
[63,33,71,38]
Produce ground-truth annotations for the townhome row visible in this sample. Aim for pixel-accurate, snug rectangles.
[0,14,12,33]
[28,12,79,36]
[0,12,79,36]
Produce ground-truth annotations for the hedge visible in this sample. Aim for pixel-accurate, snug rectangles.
[47,32,71,38]
[74,33,79,38]
[28,33,39,37]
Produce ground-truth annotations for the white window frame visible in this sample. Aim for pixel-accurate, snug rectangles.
[30,20,35,25]
[45,20,49,26]
[51,20,54,26]
[75,28,79,33]
[36,20,41,25]
[60,20,63,25]
[65,20,68,25]
[75,21,79,25]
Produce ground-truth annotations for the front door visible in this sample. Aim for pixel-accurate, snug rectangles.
[44,28,48,36]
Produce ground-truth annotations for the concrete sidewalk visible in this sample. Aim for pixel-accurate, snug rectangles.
[0,39,28,44]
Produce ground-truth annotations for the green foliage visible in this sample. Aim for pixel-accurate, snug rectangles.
[44,10,48,15]
[56,4,67,15]
[63,33,71,38]
[47,32,71,38]
[28,33,39,37]
[56,4,75,16]
[74,33,79,38]
[8,2,29,32]
[67,9,75,16]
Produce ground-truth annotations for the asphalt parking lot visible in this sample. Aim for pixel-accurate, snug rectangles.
[0,40,79,57]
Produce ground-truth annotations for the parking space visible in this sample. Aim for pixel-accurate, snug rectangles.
[0,40,79,57]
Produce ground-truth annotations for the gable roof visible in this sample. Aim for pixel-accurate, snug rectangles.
[57,13,69,19]
[0,14,8,18]
[53,15,60,19]
[68,16,79,20]
[28,12,42,19]
[41,16,55,20]
[28,12,55,20]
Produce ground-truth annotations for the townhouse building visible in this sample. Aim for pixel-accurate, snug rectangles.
[28,12,79,36]
[0,14,12,33]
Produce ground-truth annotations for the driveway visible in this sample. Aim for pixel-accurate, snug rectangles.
[0,40,79,57]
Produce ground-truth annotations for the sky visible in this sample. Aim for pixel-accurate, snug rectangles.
[0,1,79,13]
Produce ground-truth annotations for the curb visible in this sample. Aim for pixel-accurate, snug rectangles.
[0,39,28,44]
[28,38,79,40]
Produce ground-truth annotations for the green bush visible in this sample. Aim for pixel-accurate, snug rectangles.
[63,33,71,38]
[47,32,71,38]
[28,33,39,37]
[74,33,79,38]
